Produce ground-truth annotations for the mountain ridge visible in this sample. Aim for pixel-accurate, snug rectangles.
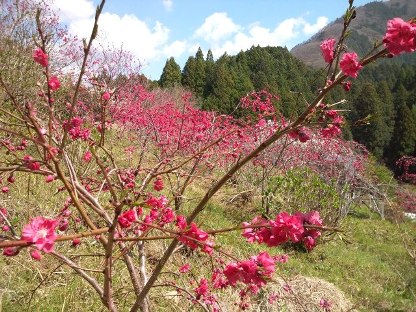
[291,0,416,67]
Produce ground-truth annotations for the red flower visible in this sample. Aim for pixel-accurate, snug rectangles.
[320,38,336,63]
[83,150,92,163]
[195,278,209,299]
[178,222,209,250]
[3,247,20,257]
[21,216,58,253]
[179,263,190,273]
[339,52,362,78]
[383,18,416,55]
[48,76,61,91]
[102,91,111,101]
[176,215,187,230]
[33,48,48,67]
[30,249,42,261]
[153,177,164,191]
[45,175,55,183]
[118,209,138,228]
[343,81,352,91]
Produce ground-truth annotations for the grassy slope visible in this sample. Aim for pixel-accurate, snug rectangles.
[1,162,415,311]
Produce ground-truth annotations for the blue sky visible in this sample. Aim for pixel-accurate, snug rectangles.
[53,0,378,79]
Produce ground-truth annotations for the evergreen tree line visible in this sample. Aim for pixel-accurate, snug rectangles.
[158,47,416,167]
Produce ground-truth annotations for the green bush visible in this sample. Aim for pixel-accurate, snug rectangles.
[265,167,342,225]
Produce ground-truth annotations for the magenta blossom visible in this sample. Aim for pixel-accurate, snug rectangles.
[21,216,58,253]
[383,18,416,55]
[118,209,139,228]
[320,38,336,63]
[33,48,48,67]
[153,177,164,191]
[339,52,362,78]
[48,76,61,91]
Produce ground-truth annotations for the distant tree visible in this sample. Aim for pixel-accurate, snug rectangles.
[377,81,395,149]
[206,49,214,63]
[386,84,416,163]
[204,57,236,114]
[181,47,206,97]
[182,55,196,89]
[159,57,181,88]
[351,82,390,158]
[204,49,215,97]
[193,47,206,96]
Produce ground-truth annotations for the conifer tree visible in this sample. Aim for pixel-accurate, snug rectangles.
[159,57,182,88]
[351,82,389,159]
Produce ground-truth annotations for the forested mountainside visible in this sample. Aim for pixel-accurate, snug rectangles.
[291,0,416,67]
[159,46,319,117]
[158,0,416,167]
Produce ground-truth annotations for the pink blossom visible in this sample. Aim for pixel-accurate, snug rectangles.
[153,177,164,191]
[298,128,311,143]
[33,48,48,67]
[48,76,60,91]
[176,215,187,230]
[21,216,58,253]
[7,175,15,183]
[179,263,190,273]
[1,186,9,193]
[102,91,111,101]
[383,18,416,55]
[268,292,279,304]
[202,240,214,255]
[178,222,209,250]
[223,252,275,288]
[23,155,41,171]
[242,216,269,243]
[253,251,275,276]
[195,278,209,299]
[118,209,138,228]
[321,124,342,138]
[83,150,92,163]
[146,195,167,209]
[320,298,332,309]
[45,175,55,183]
[268,212,304,246]
[58,219,69,231]
[3,247,19,257]
[320,38,336,63]
[30,249,42,261]
[274,254,289,263]
[339,52,362,78]
[72,238,81,247]
[343,81,352,91]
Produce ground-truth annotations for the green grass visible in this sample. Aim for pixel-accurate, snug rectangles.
[282,210,416,311]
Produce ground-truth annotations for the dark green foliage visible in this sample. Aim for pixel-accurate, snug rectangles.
[182,47,206,97]
[265,167,341,226]
[351,82,391,159]
[159,57,181,88]
[385,84,416,164]
[201,46,319,115]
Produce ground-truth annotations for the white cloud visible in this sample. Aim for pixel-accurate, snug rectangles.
[162,0,173,11]
[303,16,328,35]
[53,0,184,70]
[52,0,95,23]
[163,40,187,58]
[68,12,170,63]
[194,12,240,42]
[197,16,328,58]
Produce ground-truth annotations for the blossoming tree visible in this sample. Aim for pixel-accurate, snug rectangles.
[0,0,415,311]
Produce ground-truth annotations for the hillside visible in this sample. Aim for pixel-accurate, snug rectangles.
[291,0,416,67]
